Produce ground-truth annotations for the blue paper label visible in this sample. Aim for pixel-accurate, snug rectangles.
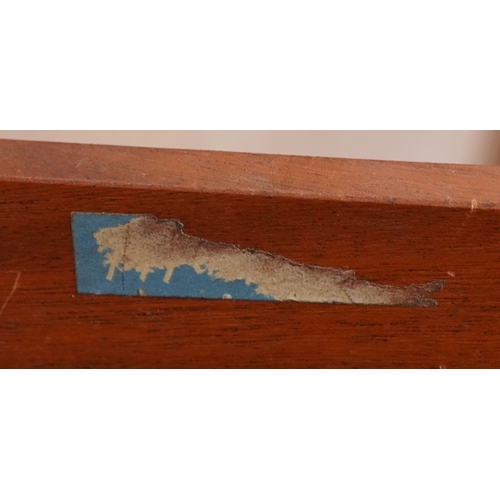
[71,213,273,300]
[71,212,444,306]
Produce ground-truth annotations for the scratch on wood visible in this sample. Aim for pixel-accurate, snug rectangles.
[90,214,444,306]
[0,271,21,317]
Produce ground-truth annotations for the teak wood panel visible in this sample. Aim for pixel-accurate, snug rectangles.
[1,139,499,368]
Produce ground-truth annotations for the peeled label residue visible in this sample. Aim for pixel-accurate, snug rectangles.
[71,213,444,306]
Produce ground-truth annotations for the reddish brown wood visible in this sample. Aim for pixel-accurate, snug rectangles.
[1,139,499,367]
[1,139,499,209]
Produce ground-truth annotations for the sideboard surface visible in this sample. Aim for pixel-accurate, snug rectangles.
[1,139,499,367]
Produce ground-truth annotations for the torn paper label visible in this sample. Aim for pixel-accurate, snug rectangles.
[71,213,444,306]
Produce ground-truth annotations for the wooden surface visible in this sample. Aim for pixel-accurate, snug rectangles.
[1,139,499,368]
[2,138,500,209]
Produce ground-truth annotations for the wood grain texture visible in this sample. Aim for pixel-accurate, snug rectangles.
[1,139,499,209]
[1,139,499,368]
